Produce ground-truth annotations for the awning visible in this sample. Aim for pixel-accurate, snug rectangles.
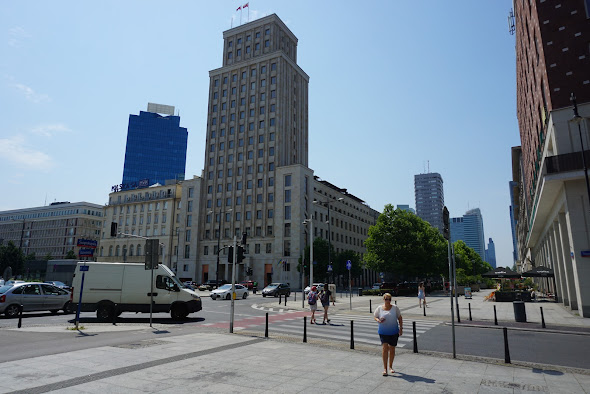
[521,266,554,277]
[482,267,521,279]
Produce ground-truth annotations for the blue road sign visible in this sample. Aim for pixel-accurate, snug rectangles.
[346,260,351,270]
[313,260,317,265]
[327,264,333,272]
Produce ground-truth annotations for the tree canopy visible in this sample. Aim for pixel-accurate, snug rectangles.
[298,237,362,283]
[364,205,447,279]
[0,241,25,279]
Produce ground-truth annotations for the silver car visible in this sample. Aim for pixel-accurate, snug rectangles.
[0,282,71,317]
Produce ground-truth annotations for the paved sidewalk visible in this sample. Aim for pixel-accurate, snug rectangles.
[3,330,589,393]
[256,288,590,332]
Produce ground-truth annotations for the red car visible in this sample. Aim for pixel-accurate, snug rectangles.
[240,280,257,290]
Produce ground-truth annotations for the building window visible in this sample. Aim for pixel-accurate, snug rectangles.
[265,40,269,48]
[285,174,292,187]
[285,189,291,203]
[284,223,291,237]
[268,209,274,218]
[284,241,290,256]
[255,244,261,254]
[228,52,233,59]
[184,245,190,259]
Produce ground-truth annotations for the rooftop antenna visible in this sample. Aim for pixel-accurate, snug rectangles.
[428,160,430,173]
[44,193,47,206]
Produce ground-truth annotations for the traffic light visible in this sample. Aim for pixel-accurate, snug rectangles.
[246,267,253,276]
[442,206,450,240]
[110,222,118,237]
[227,246,234,263]
[237,246,245,263]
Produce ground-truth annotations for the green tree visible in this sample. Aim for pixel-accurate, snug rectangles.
[299,238,333,283]
[44,252,53,261]
[65,249,77,259]
[365,205,447,279]
[0,241,25,278]
[25,252,37,261]
[453,240,493,285]
[334,249,362,278]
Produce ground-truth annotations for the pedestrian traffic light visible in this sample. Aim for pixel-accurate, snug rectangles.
[442,206,450,240]
[228,246,234,263]
[237,246,245,263]
[110,222,118,237]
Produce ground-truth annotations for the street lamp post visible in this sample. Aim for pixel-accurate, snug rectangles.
[303,219,314,292]
[209,208,232,288]
[313,197,343,288]
[570,93,590,210]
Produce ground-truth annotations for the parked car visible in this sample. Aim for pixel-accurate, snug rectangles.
[210,284,249,300]
[198,280,227,291]
[240,280,257,290]
[372,283,381,290]
[262,283,291,297]
[379,282,397,295]
[304,283,324,295]
[0,282,71,317]
[44,281,71,291]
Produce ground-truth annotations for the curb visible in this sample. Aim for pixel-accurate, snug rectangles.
[444,321,590,336]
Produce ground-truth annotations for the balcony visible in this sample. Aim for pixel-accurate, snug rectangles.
[546,150,590,174]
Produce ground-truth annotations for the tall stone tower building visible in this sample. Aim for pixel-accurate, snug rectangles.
[197,14,311,286]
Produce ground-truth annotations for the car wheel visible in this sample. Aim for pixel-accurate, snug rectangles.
[50,309,59,315]
[225,293,231,300]
[242,292,248,299]
[62,301,72,314]
[5,304,20,318]
[171,304,187,320]
[211,294,217,300]
[96,304,115,321]
[262,294,266,297]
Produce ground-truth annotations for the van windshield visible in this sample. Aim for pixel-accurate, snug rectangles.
[170,275,184,289]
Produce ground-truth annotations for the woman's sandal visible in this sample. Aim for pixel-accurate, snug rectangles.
[382,371,388,376]
[390,369,395,374]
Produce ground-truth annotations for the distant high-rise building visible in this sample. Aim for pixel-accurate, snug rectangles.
[414,173,444,232]
[463,208,485,261]
[121,103,188,187]
[450,208,485,261]
[486,238,497,268]
[396,204,415,214]
[511,0,590,316]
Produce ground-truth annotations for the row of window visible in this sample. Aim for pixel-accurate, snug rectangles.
[202,225,273,241]
[209,133,275,151]
[227,28,270,49]
[211,80,277,101]
[212,103,277,116]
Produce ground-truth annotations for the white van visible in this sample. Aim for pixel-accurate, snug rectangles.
[71,262,202,321]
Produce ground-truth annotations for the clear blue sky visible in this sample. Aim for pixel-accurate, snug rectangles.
[0,1,519,268]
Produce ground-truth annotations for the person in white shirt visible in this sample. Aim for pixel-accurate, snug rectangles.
[373,293,403,376]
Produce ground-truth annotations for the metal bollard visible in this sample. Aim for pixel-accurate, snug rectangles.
[265,312,268,338]
[494,305,498,325]
[294,291,296,302]
[469,303,472,321]
[112,304,117,325]
[395,300,397,306]
[413,321,418,353]
[540,306,546,329]
[279,294,282,305]
[370,299,372,313]
[503,327,511,363]
[18,304,23,329]
[285,294,288,307]
[423,303,426,317]
[457,303,461,323]
[350,320,354,349]
[303,316,307,343]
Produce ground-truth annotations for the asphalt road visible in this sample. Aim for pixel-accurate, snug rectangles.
[415,324,590,370]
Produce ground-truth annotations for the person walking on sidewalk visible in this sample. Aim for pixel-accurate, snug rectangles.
[320,288,331,324]
[308,286,318,324]
[374,293,403,376]
[418,282,427,308]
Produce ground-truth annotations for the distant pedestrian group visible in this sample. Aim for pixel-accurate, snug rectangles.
[308,286,331,324]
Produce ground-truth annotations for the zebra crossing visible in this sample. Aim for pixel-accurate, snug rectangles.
[253,313,441,348]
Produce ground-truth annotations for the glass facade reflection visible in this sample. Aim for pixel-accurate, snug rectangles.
[122,110,188,186]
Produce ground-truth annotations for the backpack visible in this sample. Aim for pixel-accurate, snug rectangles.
[320,291,329,304]
[308,291,317,305]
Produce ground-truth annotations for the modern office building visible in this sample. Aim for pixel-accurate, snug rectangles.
[191,14,379,287]
[396,204,415,214]
[485,238,497,269]
[450,208,486,262]
[0,202,103,259]
[509,179,519,266]
[414,172,444,233]
[121,103,188,187]
[511,0,590,316]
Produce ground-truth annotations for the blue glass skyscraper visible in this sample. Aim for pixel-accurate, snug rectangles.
[122,103,188,187]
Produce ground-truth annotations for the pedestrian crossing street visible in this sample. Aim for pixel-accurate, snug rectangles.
[228,311,440,348]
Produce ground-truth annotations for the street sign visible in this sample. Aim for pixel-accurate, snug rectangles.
[379,272,384,278]
[346,260,351,270]
[145,239,160,270]
[79,265,89,272]
[327,264,333,272]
